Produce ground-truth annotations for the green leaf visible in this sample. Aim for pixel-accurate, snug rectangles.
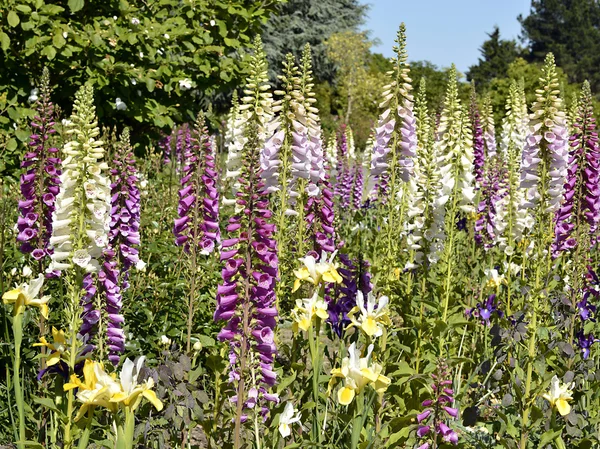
[33,397,59,413]
[146,78,156,92]
[15,128,30,142]
[41,45,57,60]
[68,0,84,13]
[8,11,20,27]
[0,32,9,51]
[40,4,64,15]
[539,429,562,447]
[6,138,18,152]
[15,5,32,13]
[52,33,66,48]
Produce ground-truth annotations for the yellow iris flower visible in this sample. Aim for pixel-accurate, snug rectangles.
[347,291,391,338]
[293,252,343,292]
[33,327,67,366]
[2,274,50,318]
[110,356,163,412]
[291,291,329,332]
[329,343,390,406]
[64,357,163,421]
[64,359,121,421]
[542,375,573,416]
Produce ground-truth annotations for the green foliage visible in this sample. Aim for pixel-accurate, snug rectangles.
[519,0,600,93]
[0,0,282,174]
[467,26,522,90]
[262,0,367,83]
[325,30,385,147]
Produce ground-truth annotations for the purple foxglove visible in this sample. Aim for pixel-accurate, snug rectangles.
[368,24,416,203]
[97,128,141,364]
[16,67,61,263]
[174,114,220,255]
[214,37,280,421]
[469,90,485,188]
[552,81,600,256]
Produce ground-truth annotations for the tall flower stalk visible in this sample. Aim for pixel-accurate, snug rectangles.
[98,128,141,365]
[175,113,220,352]
[518,53,569,449]
[369,23,417,289]
[435,65,475,324]
[213,37,279,449]
[17,67,61,265]
[552,81,600,359]
[48,83,110,448]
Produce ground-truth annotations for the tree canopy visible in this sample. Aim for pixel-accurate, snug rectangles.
[467,27,521,90]
[262,0,368,82]
[519,0,600,93]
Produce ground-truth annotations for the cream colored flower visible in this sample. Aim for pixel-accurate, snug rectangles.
[278,402,301,438]
[329,343,390,405]
[291,291,329,332]
[2,274,50,318]
[293,251,342,292]
[347,291,391,338]
[542,375,573,416]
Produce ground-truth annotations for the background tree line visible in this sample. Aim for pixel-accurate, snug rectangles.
[2,0,600,173]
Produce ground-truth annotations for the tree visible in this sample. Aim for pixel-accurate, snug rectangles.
[0,0,282,174]
[467,26,521,89]
[324,31,386,148]
[262,0,368,82]
[519,0,600,93]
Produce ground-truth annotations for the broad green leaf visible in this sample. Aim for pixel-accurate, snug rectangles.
[52,33,66,48]
[8,11,20,27]
[0,32,9,51]
[15,5,32,13]
[146,78,156,92]
[40,4,64,15]
[68,0,84,13]
[41,45,57,60]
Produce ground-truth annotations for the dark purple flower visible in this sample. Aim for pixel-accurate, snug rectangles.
[470,92,485,188]
[327,254,372,336]
[173,115,220,255]
[577,330,598,359]
[97,128,141,364]
[16,68,61,263]
[552,82,600,256]
[214,42,280,418]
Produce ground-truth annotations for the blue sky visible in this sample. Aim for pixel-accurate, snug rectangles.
[364,0,532,74]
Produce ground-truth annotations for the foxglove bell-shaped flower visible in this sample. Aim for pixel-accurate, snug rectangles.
[17,67,61,262]
[214,37,280,419]
[519,53,569,221]
[552,81,600,256]
[174,114,220,255]
[98,128,141,364]
[49,84,110,274]
[416,361,459,446]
